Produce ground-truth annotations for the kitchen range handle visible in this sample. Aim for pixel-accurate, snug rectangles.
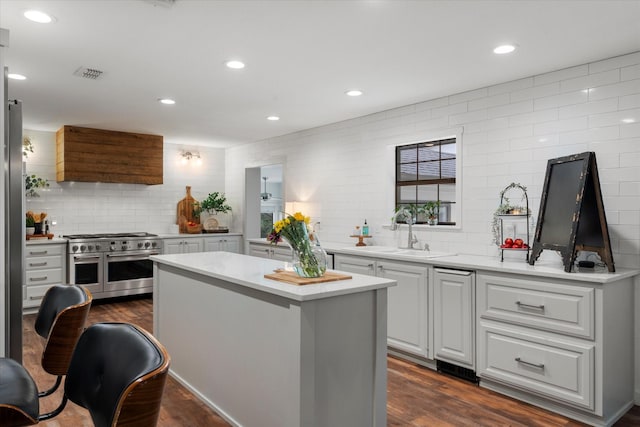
[74,256,101,261]
[516,301,545,311]
[434,268,472,276]
[106,251,160,258]
[515,357,545,370]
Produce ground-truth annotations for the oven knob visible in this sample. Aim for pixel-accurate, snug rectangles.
[145,242,150,248]
[72,245,78,252]
[110,245,116,251]
[95,244,101,251]
[80,245,86,252]
[138,242,144,248]
[151,242,157,247]
[122,245,128,251]
[87,245,93,251]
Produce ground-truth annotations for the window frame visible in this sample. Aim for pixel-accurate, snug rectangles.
[392,129,463,228]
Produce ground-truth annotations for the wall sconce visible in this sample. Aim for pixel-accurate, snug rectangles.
[180,150,202,166]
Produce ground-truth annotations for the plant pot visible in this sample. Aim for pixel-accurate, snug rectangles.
[26,227,35,236]
[34,222,43,234]
[427,217,438,226]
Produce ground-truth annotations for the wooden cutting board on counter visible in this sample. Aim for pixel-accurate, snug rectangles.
[176,186,199,226]
[264,270,352,285]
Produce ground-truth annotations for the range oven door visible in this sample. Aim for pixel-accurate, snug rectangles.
[104,251,158,293]
[69,253,104,295]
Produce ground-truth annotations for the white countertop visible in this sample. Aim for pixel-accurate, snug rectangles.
[26,238,67,245]
[151,251,396,302]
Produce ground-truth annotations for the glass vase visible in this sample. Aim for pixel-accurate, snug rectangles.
[286,228,327,278]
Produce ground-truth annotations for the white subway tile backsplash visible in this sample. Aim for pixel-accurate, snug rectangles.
[534,90,588,110]
[560,69,620,93]
[449,87,488,104]
[589,52,640,74]
[487,77,533,96]
[534,117,588,135]
[559,98,618,119]
[534,64,588,86]
[619,94,640,110]
[508,109,558,127]
[622,64,640,81]
[621,122,640,138]
[487,100,533,119]
[589,79,640,101]
[510,82,560,103]
[468,93,509,111]
[589,108,640,128]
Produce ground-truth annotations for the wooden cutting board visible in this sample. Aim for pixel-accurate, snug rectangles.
[176,186,199,226]
[264,270,352,285]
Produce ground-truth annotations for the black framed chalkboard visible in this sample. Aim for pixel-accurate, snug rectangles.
[529,152,614,272]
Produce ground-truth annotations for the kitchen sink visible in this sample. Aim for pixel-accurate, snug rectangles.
[341,246,455,258]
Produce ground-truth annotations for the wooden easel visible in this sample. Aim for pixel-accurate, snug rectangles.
[529,152,614,273]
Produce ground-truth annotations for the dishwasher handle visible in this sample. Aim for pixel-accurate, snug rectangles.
[434,268,472,276]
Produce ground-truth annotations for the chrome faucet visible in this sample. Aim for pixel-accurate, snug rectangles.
[391,208,418,249]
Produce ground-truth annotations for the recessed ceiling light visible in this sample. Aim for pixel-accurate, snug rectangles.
[225,60,245,69]
[346,89,363,97]
[621,118,636,124]
[159,98,176,105]
[24,10,53,23]
[493,44,517,54]
[8,73,27,80]
[267,116,280,121]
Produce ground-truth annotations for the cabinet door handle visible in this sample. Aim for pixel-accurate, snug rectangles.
[516,301,545,311]
[29,276,48,282]
[29,250,48,255]
[29,262,48,267]
[515,357,545,370]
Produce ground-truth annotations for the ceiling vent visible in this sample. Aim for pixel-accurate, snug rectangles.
[73,67,104,80]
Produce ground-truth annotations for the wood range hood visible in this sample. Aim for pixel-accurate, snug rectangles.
[56,126,163,185]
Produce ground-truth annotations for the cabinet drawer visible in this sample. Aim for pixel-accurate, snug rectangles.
[478,274,594,339]
[25,255,62,270]
[24,284,57,308]
[25,245,64,257]
[25,268,62,286]
[478,322,594,410]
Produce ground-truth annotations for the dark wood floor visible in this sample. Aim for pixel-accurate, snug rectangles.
[23,296,640,426]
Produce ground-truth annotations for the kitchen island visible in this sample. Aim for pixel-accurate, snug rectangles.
[151,251,396,427]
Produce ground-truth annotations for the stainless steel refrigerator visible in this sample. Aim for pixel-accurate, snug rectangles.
[4,80,24,362]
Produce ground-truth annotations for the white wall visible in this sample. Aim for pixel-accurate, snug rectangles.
[226,51,640,402]
[23,130,227,236]
[227,51,640,267]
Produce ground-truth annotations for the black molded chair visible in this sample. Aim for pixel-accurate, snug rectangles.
[0,284,92,426]
[62,322,170,427]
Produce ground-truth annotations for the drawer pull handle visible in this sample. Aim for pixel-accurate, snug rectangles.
[29,262,48,267]
[29,295,45,301]
[367,263,374,268]
[515,357,545,370]
[29,276,48,282]
[516,301,545,311]
[29,250,48,255]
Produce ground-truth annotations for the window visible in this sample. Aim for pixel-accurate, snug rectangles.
[395,138,457,225]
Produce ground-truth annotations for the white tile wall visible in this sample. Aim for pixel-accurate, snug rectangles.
[226,51,640,270]
[24,129,226,236]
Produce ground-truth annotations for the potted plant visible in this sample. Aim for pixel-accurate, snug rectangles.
[25,213,35,235]
[25,174,49,197]
[422,201,440,225]
[193,192,233,230]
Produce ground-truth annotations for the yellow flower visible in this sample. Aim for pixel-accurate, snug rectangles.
[284,218,291,225]
[293,212,305,222]
[304,216,311,224]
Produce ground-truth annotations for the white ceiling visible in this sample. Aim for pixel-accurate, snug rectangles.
[2,0,639,148]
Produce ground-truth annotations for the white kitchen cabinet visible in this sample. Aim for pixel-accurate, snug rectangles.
[433,268,475,369]
[476,271,634,425]
[163,237,202,255]
[334,254,429,358]
[24,242,67,310]
[203,235,242,254]
[248,241,292,261]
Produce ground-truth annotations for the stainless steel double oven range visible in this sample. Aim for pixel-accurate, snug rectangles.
[64,232,162,299]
